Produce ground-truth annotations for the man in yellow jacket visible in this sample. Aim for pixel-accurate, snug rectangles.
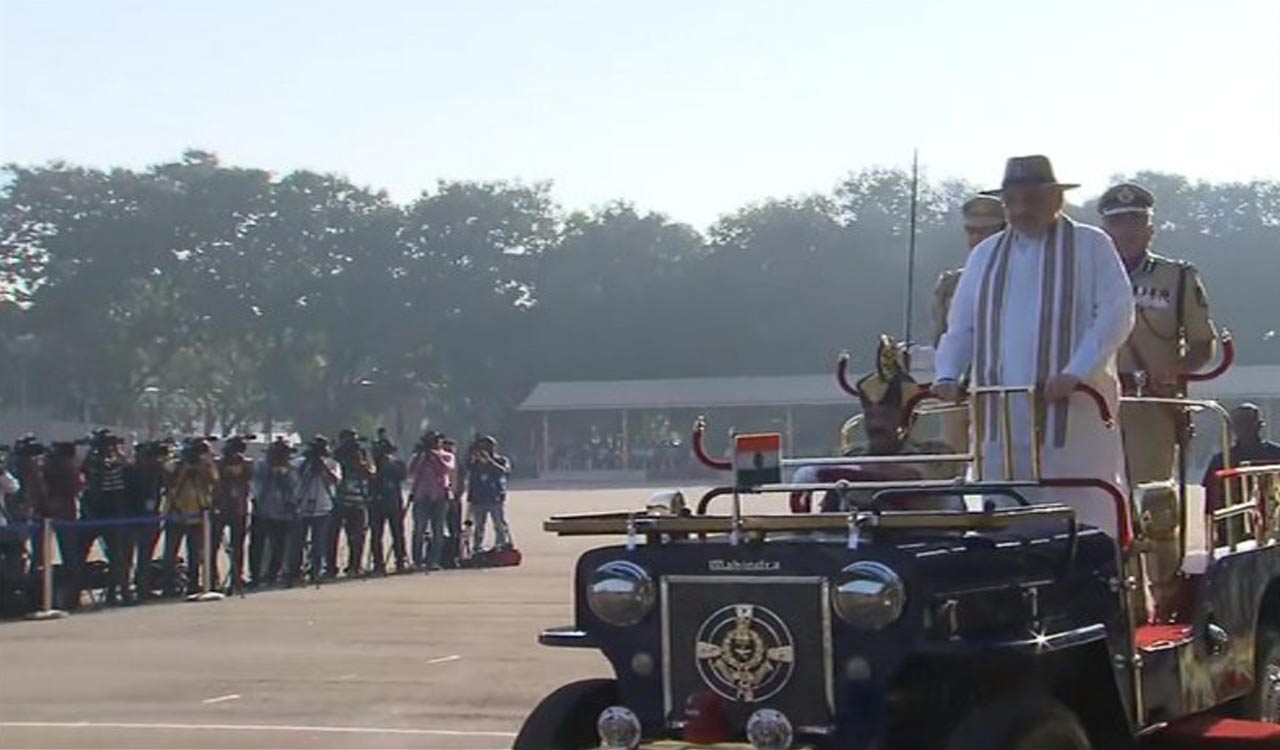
[161,437,218,595]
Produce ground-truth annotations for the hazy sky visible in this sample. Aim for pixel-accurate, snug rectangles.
[3,0,1278,228]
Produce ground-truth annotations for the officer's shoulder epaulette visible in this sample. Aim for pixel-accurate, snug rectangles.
[1148,252,1196,270]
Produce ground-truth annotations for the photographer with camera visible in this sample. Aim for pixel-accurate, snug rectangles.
[249,437,296,586]
[285,435,341,586]
[441,436,465,567]
[465,435,513,553]
[6,438,45,611]
[40,442,83,609]
[212,434,254,593]
[8,436,45,524]
[161,436,218,596]
[0,446,19,518]
[408,431,455,572]
[80,429,132,604]
[122,440,171,601]
[369,429,409,575]
[0,445,24,614]
[328,428,373,578]
[0,447,17,514]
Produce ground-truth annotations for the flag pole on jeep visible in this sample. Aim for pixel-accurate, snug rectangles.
[902,149,920,367]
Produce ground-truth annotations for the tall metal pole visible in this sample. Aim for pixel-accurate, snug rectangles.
[902,149,921,354]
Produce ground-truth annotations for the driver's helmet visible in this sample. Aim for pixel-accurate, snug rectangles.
[839,336,930,454]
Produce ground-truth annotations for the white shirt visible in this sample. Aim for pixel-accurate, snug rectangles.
[293,457,342,517]
[937,222,1134,386]
[0,470,18,497]
[0,470,19,525]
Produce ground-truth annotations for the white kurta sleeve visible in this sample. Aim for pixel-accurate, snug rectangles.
[1063,228,1135,380]
[935,238,992,381]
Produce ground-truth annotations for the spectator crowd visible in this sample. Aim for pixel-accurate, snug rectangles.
[0,428,515,616]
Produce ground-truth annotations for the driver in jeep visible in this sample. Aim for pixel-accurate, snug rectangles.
[792,336,961,513]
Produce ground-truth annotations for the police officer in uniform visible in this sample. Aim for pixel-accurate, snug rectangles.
[1101,182,1218,486]
[930,196,1005,452]
[931,195,1006,346]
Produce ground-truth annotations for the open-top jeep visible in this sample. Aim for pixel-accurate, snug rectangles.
[515,337,1280,750]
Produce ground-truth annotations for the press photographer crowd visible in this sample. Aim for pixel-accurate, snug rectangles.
[0,426,517,616]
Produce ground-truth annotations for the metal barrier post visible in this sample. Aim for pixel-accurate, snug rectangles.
[25,518,67,621]
[187,510,225,602]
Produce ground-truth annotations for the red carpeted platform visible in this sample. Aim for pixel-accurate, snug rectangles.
[1141,715,1280,749]
[1135,624,1195,651]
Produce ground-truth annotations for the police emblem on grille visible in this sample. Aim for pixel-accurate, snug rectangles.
[694,604,795,702]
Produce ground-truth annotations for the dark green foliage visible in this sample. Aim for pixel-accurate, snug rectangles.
[1,153,1275,436]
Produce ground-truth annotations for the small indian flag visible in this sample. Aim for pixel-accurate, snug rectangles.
[734,433,782,488]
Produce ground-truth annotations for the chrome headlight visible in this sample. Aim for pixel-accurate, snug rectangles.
[832,561,906,629]
[746,708,793,750]
[597,706,642,750]
[587,561,655,626]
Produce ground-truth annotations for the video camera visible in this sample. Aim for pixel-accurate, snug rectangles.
[84,429,125,452]
[371,427,397,459]
[179,435,218,464]
[221,433,257,458]
[336,427,371,457]
[413,430,441,455]
[265,437,297,465]
[11,436,46,458]
[49,441,79,459]
[302,435,331,461]
[135,439,174,461]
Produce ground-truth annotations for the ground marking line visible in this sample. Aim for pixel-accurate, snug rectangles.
[0,721,516,738]
[426,654,462,664]
[201,694,241,705]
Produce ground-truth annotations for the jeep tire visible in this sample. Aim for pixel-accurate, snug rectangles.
[945,695,1091,750]
[1244,624,1280,723]
[512,678,618,749]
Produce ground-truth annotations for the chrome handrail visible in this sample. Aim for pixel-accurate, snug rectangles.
[1212,462,1280,549]
[782,454,973,467]
[1122,396,1234,557]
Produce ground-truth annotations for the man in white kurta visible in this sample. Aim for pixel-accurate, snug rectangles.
[934,156,1135,537]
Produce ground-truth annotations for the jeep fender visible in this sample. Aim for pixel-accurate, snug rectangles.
[884,634,1135,750]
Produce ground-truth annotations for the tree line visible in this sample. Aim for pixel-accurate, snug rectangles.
[2,150,1276,438]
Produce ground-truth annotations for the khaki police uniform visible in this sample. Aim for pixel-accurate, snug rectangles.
[932,195,1005,346]
[932,196,1004,452]
[932,270,963,347]
[1104,184,1218,485]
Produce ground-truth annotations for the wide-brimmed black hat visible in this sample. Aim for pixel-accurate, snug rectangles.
[981,155,1080,195]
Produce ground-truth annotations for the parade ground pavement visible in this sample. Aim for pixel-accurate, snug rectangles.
[0,486,730,750]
